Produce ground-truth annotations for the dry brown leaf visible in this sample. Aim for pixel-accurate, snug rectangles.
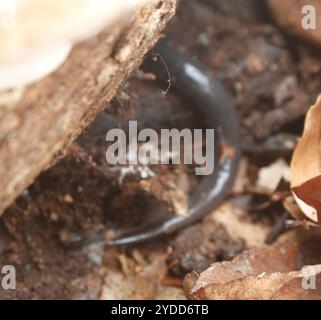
[100,248,186,300]
[290,95,321,223]
[283,195,307,222]
[183,237,321,300]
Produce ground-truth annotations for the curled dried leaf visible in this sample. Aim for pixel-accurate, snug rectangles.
[184,238,321,300]
[290,95,321,223]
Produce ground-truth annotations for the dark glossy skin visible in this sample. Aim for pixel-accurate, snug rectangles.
[104,39,241,245]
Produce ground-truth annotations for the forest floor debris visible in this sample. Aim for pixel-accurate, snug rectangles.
[1,0,321,299]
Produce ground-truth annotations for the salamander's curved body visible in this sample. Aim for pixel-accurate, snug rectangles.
[107,38,241,245]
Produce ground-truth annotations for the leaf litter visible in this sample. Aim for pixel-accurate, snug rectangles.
[3,0,321,300]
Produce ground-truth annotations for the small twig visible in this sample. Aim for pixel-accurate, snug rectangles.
[285,219,319,230]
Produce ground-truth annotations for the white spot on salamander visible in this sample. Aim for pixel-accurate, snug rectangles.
[184,63,211,90]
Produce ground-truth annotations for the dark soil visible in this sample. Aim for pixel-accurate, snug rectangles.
[1,0,320,299]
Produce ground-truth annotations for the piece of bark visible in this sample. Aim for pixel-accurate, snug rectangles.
[0,0,177,214]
